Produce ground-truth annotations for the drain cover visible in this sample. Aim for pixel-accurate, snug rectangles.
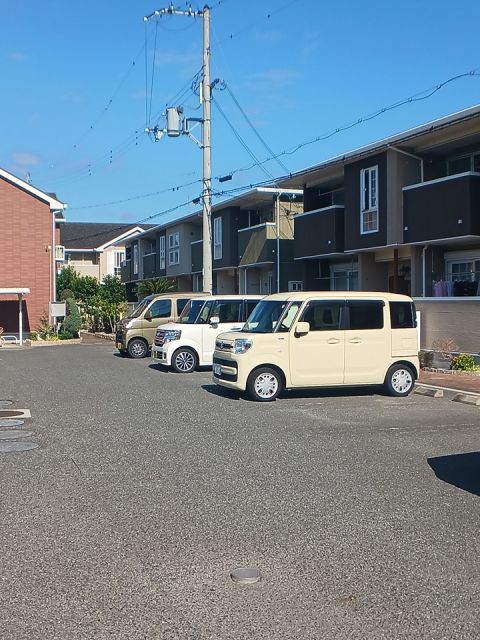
[0,400,13,407]
[0,430,33,440]
[0,442,39,453]
[0,410,25,418]
[0,419,24,428]
[230,567,261,584]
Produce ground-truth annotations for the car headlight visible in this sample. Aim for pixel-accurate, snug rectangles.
[125,320,134,329]
[163,329,182,342]
[233,338,252,354]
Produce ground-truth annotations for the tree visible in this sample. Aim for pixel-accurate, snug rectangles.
[57,266,79,299]
[63,298,82,337]
[135,277,176,299]
[101,275,126,304]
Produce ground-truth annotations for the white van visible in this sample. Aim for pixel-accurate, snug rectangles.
[212,291,419,401]
[151,295,263,373]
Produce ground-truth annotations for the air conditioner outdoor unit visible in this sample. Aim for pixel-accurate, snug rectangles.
[55,245,65,261]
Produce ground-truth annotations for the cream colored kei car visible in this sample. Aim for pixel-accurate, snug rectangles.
[212,291,420,401]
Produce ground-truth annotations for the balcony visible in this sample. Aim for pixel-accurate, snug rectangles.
[120,259,133,282]
[191,240,203,273]
[294,206,345,259]
[403,173,480,243]
[142,253,157,279]
[238,223,276,266]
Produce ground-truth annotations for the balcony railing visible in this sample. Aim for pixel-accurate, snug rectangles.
[403,172,480,243]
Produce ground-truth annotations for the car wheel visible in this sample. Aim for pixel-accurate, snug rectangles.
[127,338,148,359]
[384,364,414,397]
[171,347,198,373]
[247,367,283,402]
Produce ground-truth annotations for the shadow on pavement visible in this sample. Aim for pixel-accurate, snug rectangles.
[202,384,241,400]
[428,452,480,496]
[282,386,379,400]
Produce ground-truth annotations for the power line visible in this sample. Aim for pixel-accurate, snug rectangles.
[66,67,480,209]
[223,82,290,174]
[222,68,480,180]
[212,95,277,182]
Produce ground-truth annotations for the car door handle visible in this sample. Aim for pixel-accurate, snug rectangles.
[231,326,242,331]
[349,338,362,344]
[327,338,340,344]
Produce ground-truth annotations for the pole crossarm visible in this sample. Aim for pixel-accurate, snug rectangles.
[144,6,203,21]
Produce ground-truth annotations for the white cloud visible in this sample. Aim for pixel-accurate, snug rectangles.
[12,152,41,166]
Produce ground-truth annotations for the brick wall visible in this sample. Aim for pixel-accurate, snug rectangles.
[0,177,54,332]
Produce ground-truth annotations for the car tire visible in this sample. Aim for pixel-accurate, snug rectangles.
[384,363,414,397]
[171,347,198,373]
[247,367,283,402]
[127,338,148,359]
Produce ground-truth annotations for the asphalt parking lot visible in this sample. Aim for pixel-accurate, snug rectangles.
[0,341,479,640]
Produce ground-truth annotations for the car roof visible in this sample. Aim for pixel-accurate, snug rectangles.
[263,291,414,302]
[191,294,264,301]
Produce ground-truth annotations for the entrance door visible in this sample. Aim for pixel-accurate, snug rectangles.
[343,299,390,384]
[289,300,345,387]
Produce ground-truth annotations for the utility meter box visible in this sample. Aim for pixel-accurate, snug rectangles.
[49,301,66,318]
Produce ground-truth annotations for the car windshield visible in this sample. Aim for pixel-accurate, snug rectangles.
[128,299,151,319]
[178,299,209,324]
[243,300,301,333]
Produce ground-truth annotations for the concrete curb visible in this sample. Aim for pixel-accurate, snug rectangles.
[414,385,444,398]
[452,393,480,406]
[28,338,82,347]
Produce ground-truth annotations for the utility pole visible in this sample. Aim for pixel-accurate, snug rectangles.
[144,5,213,293]
[201,5,212,294]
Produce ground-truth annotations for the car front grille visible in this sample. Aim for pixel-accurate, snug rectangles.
[215,339,233,352]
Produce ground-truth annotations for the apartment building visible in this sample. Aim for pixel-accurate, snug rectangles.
[61,223,153,281]
[280,105,480,350]
[0,168,66,333]
[121,188,303,301]
[120,105,480,349]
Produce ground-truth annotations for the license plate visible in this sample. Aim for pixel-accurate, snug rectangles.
[213,364,222,377]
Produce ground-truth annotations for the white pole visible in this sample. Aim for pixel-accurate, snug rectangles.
[18,294,23,346]
[275,194,280,293]
[202,5,213,294]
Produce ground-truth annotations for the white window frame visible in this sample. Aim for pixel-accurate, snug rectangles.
[133,244,139,274]
[360,165,379,234]
[113,250,125,276]
[288,280,303,292]
[168,232,180,266]
[213,217,222,260]
[159,235,166,270]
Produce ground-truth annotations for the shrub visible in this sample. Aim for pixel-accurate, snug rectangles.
[58,331,75,340]
[59,289,75,302]
[37,312,55,340]
[29,331,38,341]
[451,353,480,371]
[418,350,433,368]
[63,298,82,338]
[135,277,176,299]
[432,337,459,362]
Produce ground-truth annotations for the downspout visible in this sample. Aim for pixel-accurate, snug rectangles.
[422,245,428,297]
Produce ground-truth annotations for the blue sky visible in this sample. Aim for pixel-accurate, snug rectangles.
[2,0,480,225]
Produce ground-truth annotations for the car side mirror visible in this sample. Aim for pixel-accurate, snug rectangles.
[210,316,220,326]
[144,310,153,320]
[295,321,310,336]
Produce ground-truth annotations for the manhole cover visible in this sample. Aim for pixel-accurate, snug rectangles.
[0,400,13,407]
[0,419,24,428]
[0,410,25,418]
[0,442,39,453]
[0,430,33,440]
[230,567,261,584]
